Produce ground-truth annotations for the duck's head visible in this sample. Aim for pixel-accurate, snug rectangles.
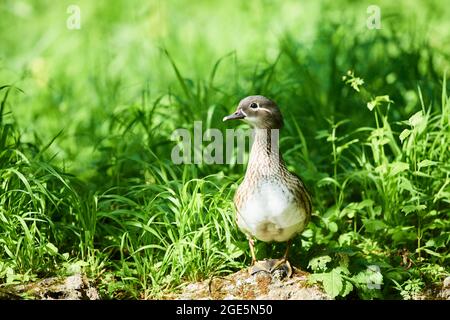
[223,95,284,129]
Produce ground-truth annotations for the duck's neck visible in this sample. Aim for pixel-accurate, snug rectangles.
[246,128,285,176]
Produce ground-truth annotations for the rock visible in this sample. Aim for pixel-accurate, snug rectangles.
[172,267,329,300]
[439,276,450,300]
[1,274,99,300]
[407,276,450,300]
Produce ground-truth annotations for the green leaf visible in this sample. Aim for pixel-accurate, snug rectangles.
[340,280,354,297]
[408,111,424,127]
[398,177,414,193]
[315,130,330,139]
[399,129,410,142]
[377,95,392,103]
[363,219,387,233]
[389,226,416,244]
[389,162,409,176]
[45,242,59,255]
[328,221,338,233]
[353,266,383,290]
[358,199,374,208]
[302,229,314,238]
[308,255,332,272]
[417,245,444,257]
[338,232,358,246]
[367,101,376,111]
[367,95,392,111]
[341,200,375,219]
[317,269,344,299]
[418,159,437,169]
[402,204,426,215]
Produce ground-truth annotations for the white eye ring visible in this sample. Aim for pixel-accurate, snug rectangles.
[250,102,258,109]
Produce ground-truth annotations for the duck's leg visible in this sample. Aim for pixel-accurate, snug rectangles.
[283,239,292,260]
[249,238,276,275]
[269,239,293,277]
[248,237,257,266]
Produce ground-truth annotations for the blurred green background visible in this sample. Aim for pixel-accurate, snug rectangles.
[0,0,449,299]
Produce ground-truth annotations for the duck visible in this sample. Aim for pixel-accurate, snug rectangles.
[223,95,312,277]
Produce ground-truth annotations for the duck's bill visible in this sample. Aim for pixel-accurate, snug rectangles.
[223,110,246,121]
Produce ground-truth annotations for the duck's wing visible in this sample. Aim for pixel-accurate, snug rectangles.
[286,171,312,224]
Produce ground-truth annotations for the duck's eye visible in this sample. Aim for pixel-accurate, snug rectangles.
[250,102,258,109]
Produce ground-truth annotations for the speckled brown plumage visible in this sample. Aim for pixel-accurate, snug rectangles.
[224,95,312,272]
[234,128,312,238]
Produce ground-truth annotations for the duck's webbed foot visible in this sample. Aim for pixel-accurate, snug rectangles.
[250,258,293,278]
[269,258,293,278]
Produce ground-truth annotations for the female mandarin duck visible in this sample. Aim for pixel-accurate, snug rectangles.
[223,95,312,277]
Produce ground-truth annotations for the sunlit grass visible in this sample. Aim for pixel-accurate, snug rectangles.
[0,0,449,299]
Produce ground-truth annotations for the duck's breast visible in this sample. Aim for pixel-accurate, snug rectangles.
[236,180,307,242]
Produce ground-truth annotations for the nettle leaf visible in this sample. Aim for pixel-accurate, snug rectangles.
[367,95,392,111]
[318,177,341,188]
[418,159,437,169]
[337,255,350,271]
[418,248,442,257]
[308,255,332,272]
[390,226,416,244]
[402,204,426,215]
[423,219,448,232]
[341,200,374,218]
[315,130,330,140]
[341,279,354,297]
[434,190,450,202]
[370,128,386,138]
[363,218,387,233]
[389,162,409,176]
[310,268,344,299]
[338,232,358,246]
[426,234,448,248]
[302,229,314,238]
[367,101,376,111]
[358,199,374,208]
[408,111,425,127]
[413,171,433,178]
[328,221,338,233]
[45,242,59,256]
[375,164,387,175]
[398,177,415,193]
[353,265,383,291]
[399,129,411,142]
[341,207,356,218]
[323,207,340,218]
[323,269,344,298]
[336,139,359,154]
[377,95,392,103]
[310,263,355,299]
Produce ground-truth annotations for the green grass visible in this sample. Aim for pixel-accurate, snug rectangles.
[0,0,449,299]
